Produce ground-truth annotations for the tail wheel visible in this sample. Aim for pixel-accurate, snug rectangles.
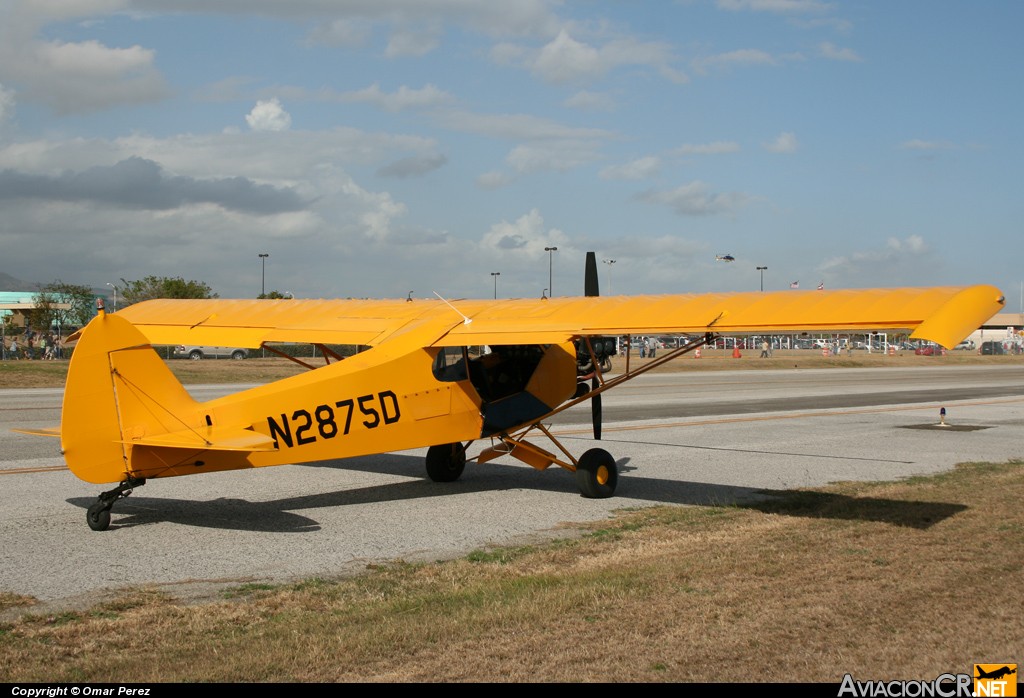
[86,503,112,531]
[576,447,618,498]
[425,443,467,482]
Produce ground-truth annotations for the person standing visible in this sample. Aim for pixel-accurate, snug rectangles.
[647,336,658,359]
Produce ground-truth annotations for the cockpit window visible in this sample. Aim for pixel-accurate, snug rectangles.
[432,346,469,382]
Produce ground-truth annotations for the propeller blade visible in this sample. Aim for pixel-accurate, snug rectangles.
[585,251,599,297]
[585,251,601,438]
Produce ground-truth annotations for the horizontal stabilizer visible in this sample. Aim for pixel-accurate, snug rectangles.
[13,426,61,438]
[119,425,277,452]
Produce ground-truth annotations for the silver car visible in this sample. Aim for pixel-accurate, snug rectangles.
[173,344,249,360]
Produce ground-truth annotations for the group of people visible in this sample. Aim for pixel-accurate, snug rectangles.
[3,330,63,360]
[620,336,661,358]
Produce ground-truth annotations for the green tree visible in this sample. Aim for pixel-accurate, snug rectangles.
[257,290,293,299]
[34,280,96,331]
[118,276,218,307]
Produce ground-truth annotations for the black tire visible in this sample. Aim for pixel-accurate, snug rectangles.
[576,448,618,498]
[600,357,612,373]
[231,350,246,360]
[189,350,203,360]
[425,443,466,482]
[86,504,111,531]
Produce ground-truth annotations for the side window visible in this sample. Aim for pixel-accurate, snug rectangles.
[432,346,469,382]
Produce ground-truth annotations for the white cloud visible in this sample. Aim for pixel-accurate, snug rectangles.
[818,236,935,285]
[477,170,512,189]
[900,139,954,151]
[691,48,780,75]
[339,83,453,111]
[480,209,568,256]
[532,30,602,83]
[306,19,373,48]
[819,41,863,62]
[506,141,602,173]
[716,0,832,12]
[599,156,660,180]
[501,29,684,85]
[376,153,447,178]
[763,132,798,153]
[0,84,15,125]
[673,141,741,155]
[385,23,442,57]
[245,98,292,132]
[440,109,612,142]
[0,36,169,114]
[563,90,615,111]
[637,181,750,216]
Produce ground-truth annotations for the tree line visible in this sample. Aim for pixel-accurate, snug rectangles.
[20,276,292,334]
[25,276,215,333]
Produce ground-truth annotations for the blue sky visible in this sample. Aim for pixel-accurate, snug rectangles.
[0,1,1021,305]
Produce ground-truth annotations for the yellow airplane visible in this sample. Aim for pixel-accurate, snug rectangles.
[20,254,1004,530]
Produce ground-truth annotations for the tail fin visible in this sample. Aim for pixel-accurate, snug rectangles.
[61,310,211,484]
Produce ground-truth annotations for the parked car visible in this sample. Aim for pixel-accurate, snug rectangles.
[914,343,940,356]
[173,345,249,360]
[954,339,975,351]
[979,341,1005,355]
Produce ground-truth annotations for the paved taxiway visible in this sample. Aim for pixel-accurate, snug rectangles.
[2,365,1023,609]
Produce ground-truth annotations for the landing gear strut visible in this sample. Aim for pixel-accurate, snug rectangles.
[86,477,146,531]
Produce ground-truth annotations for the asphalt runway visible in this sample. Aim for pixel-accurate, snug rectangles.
[2,365,1023,612]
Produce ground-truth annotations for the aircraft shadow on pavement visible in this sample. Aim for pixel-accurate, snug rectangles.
[65,451,965,532]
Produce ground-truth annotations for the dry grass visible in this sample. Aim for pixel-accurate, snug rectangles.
[1,460,1021,682]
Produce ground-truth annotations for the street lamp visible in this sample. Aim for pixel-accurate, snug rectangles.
[258,253,269,297]
[491,272,500,299]
[544,246,558,297]
[603,259,616,294]
[756,266,768,292]
[105,283,117,312]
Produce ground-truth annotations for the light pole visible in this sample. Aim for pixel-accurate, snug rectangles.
[258,253,269,297]
[603,259,616,294]
[756,266,767,292]
[105,283,117,312]
[544,246,557,297]
[491,272,500,299]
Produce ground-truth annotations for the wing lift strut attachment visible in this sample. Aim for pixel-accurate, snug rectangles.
[459,331,717,499]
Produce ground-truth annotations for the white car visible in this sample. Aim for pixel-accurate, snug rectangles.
[173,345,249,360]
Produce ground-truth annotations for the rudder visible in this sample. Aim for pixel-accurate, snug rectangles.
[62,309,202,484]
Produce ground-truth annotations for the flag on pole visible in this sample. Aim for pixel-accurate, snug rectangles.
[790,281,799,289]
[817,281,824,290]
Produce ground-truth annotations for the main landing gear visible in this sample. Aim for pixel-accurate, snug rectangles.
[575,447,618,498]
[425,443,467,482]
[424,440,619,499]
[86,477,146,531]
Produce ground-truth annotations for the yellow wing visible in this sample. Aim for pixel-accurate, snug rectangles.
[105,285,1004,351]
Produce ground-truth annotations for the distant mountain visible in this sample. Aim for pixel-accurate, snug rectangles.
[0,272,37,292]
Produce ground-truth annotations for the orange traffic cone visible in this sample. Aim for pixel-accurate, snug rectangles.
[732,346,742,359]
[694,348,702,359]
